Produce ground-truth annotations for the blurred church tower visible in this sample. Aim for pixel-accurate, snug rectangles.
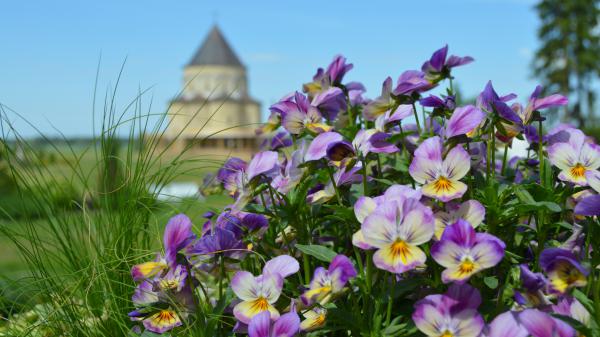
[164,25,261,159]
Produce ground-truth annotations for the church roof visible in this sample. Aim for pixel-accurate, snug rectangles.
[188,25,244,68]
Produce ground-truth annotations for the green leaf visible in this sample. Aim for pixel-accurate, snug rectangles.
[295,244,337,262]
[484,276,499,289]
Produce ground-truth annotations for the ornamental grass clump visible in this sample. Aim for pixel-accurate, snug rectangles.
[82,46,600,336]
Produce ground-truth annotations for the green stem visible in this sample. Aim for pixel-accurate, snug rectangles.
[326,164,343,206]
[501,143,509,176]
[411,102,421,134]
[366,250,373,294]
[218,254,225,299]
[491,126,496,179]
[303,253,311,285]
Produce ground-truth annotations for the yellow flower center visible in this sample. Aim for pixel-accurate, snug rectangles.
[458,258,475,275]
[440,331,454,337]
[159,279,179,290]
[570,163,586,178]
[566,268,583,285]
[150,310,179,325]
[391,240,411,264]
[433,176,453,193]
[251,297,270,312]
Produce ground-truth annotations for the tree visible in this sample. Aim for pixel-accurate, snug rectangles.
[534,0,600,126]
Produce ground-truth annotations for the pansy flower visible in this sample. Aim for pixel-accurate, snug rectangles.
[363,77,414,121]
[273,141,307,194]
[278,92,332,135]
[129,279,194,333]
[547,128,600,186]
[409,136,470,202]
[513,264,549,307]
[484,309,574,337]
[301,254,357,306]
[575,170,600,216]
[361,198,434,274]
[431,220,505,283]
[352,185,422,249]
[300,307,327,332]
[132,214,195,281]
[540,248,588,294]
[392,70,432,97]
[248,310,300,337]
[421,45,474,82]
[434,200,485,240]
[444,105,486,139]
[231,255,299,324]
[412,284,484,337]
[303,55,353,97]
[552,296,590,330]
[306,161,362,204]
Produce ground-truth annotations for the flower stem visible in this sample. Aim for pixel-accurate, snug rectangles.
[303,253,311,285]
[501,143,509,176]
[326,164,343,206]
[361,157,369,196]
[411,102,421,134]
[366,250,373,294]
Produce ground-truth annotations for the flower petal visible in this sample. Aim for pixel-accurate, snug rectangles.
[248,311,271,337]
[305,132,344,162]
[231,271,260,301]
[398,208,434,245]
[163,214,195,267]
[442,145,470,180]
[373,242,426,274]
[272,311,300,337]
[263,255,300,279]
[247,151,279,181]
[445,105,485,138]
[354,196,378,223]
[422,179,467,202]
[234,300,280,325]
[456,200,485,228]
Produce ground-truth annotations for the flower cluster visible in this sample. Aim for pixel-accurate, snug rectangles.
[129,46,600,336]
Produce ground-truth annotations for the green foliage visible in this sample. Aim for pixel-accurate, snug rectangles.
[0,71,227,336]
[534,0,600,125]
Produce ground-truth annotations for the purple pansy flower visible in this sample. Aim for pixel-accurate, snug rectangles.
[434,200,485,240]
[431,220,505,283]
[547,128,600,186]
[412,284,484,337]
[539,248,588,294]
[575,170,600,215]
[352,185,422,249]
[420,94,456,110]
[444,105,486,139]
[392,70,432,97]
[409,137,470,202]
[305,131,344,162]
[131,214,195,281]
[278,92,332,135]
[421,45,474,81]
[363,77,414,121]
[248,310,300,337]
[301,254,357,305]
[306,161,362,204]
[361,198,434,274]
[231,255,299,324]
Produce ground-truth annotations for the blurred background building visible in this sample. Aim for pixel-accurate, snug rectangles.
[164,25,261,159]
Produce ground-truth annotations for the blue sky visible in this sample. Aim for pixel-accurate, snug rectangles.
[0,0,539,137]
